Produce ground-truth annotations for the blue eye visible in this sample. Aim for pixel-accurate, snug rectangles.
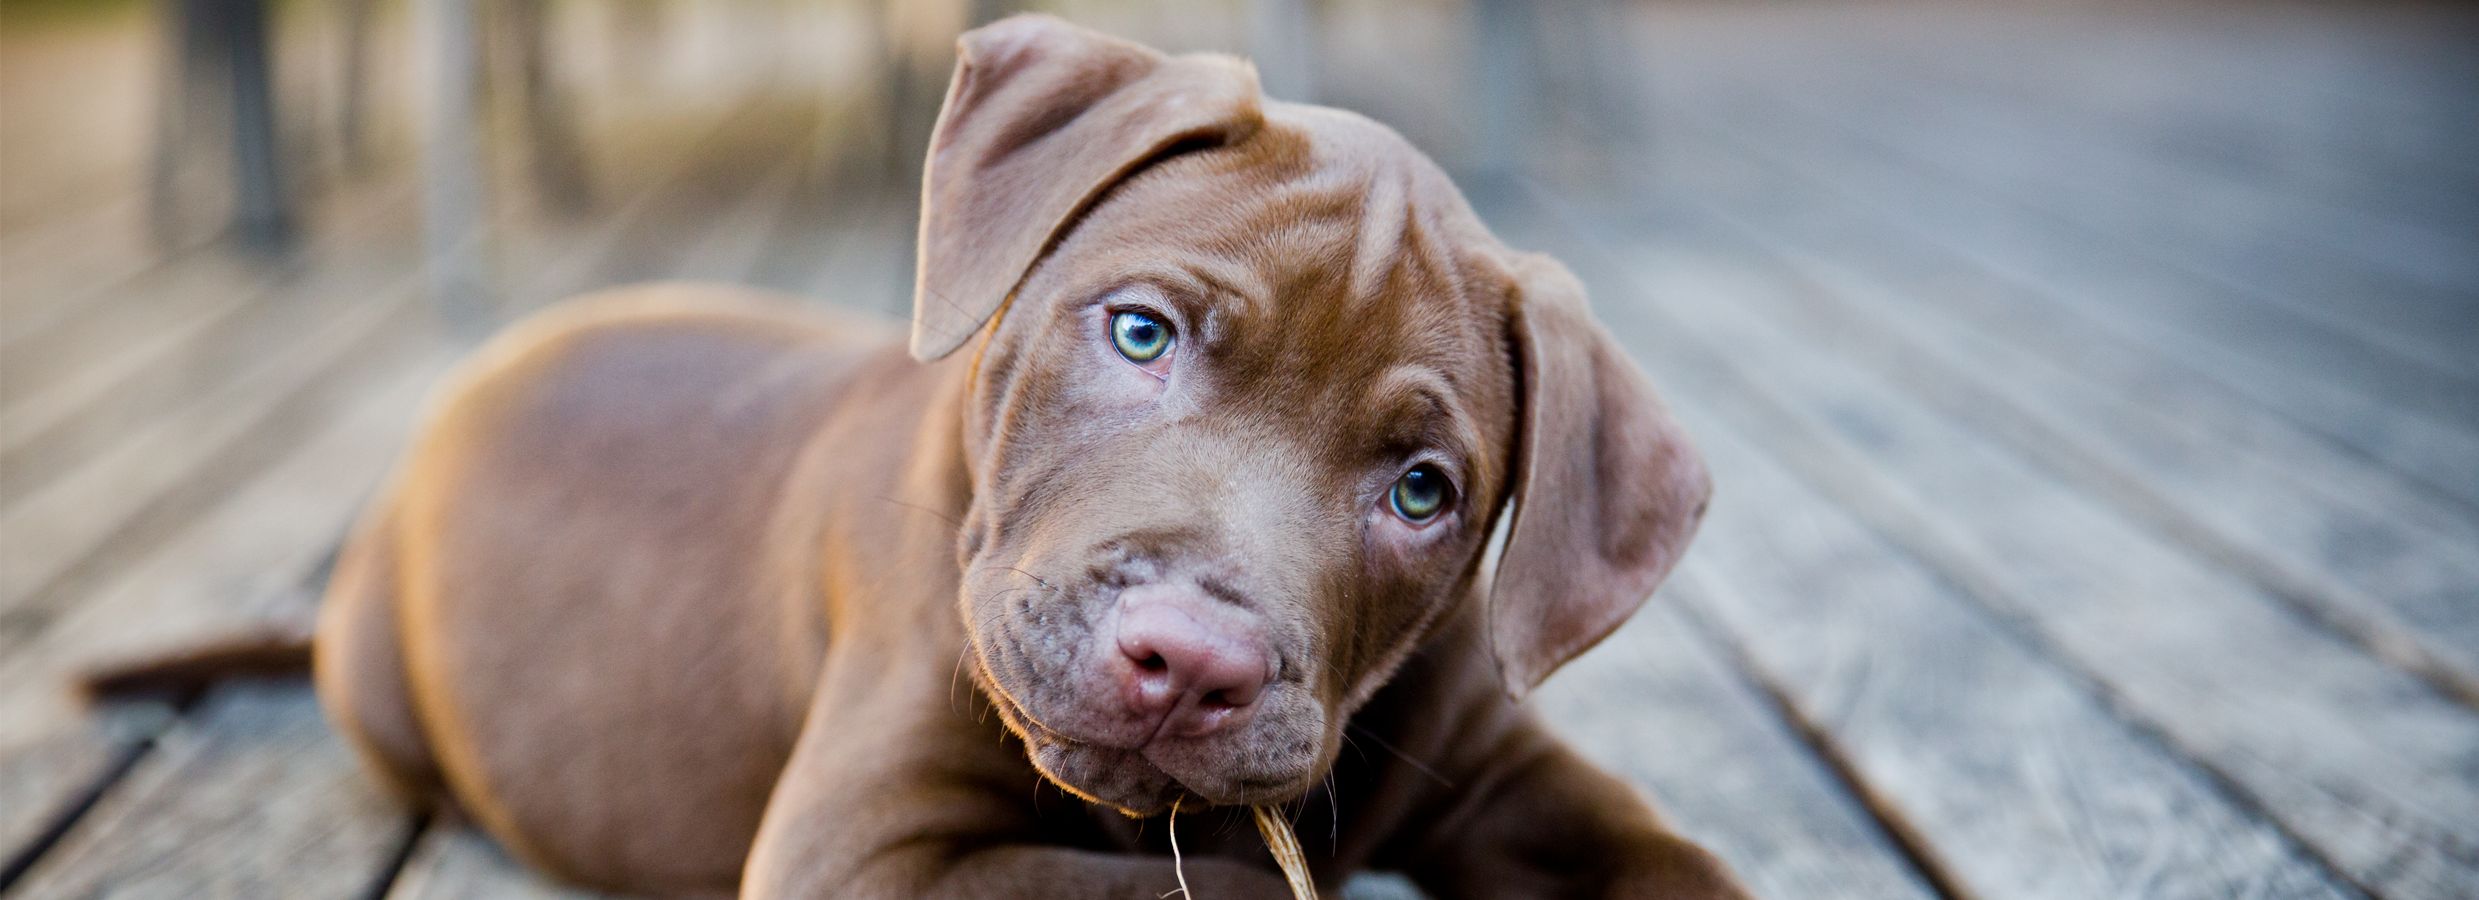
[1389,464,1452,522]
[1110,310,1172,363]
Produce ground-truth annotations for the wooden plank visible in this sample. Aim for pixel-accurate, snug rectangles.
[1609,154,2479,702]
[0,258,431,620]
[3,12,843,887]
[1717,23,2479,382]
[0,348,449,735]
[1865,5,2479,226]
[1522,188,2479,897]
[11,683,416,897]
[0,46,820,630]
[660,115,827,285]
[0,194,172,325]
[1660,409,2351,899]
[0,709,164,884]
[1614,116,2479,534]
[1533,597,1941,899]
[0,21,157,309]
[388,825,612,900]
[1619,123,2478,538]
[0,178,425,501]
[1639,87,2479,515]
[1887,10,2479,244]
[0,164,420,413]
[0,345,446,889]
[1,39,811,781]
[791,194,916,320]
[495,87,822,316]
[1643,73,2479,436]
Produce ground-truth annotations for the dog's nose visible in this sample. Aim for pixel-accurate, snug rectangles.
[1114,587,1273,737]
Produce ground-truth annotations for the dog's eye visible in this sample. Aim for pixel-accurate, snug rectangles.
[1389,464,1452,523]
[1110,310,1172,363]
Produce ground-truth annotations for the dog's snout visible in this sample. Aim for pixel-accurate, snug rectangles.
[1113,585,1274,738]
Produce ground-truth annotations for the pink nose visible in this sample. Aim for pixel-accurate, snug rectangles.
[1114,587,1273,738]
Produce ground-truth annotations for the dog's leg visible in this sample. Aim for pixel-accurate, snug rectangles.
[740,658,1293,899]
[312,508,445,806]
[1389,719,1750,900]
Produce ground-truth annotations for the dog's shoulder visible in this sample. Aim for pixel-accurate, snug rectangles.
[407,282,901,485]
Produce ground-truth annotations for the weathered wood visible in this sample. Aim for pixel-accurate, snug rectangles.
[1645,5,2479,376]
[1664,412,2352,899]
[418,0,491,325]
[0,709,164,884]
[1,103,829,895]
[1661,98,2479,516]
[1882,20,2479,286]
[0,175,424,497]
[0,350,447,893]
[1534,598,1940,899]
[1526,190,2479,896]
[0,264,432,619]
[0,349,447,736]
[12,683,415,897]
[500,86,823,314]
[0,195,188,330]
[388,825,614,900]
[1622,34,2479,515]
[793,194,916,319]
[1658,72,2479,434]
[1473,190,2361,899]
[661,118,826,285]
[1605,149,2479,703]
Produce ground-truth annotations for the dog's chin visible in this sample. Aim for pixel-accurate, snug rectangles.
[1024,735,1319,816]
[1024,738,1183,815]
[974,663,1327,814]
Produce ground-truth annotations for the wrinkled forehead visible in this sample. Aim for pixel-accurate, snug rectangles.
[1100,106,1489,300]
[1060,103,1513,411]
[1026,104,1507,478]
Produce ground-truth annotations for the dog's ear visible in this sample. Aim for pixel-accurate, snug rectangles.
[1488,253,1711,699]
[910,14,1264,360]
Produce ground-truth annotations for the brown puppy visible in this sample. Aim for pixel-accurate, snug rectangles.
[314,15,1741,899]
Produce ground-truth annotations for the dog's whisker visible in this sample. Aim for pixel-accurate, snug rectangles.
[1324,770,1340,848]
[871,495,965,532]
[974,564,1064,595]
[950,644,973,715]
[1346,724,1453,789]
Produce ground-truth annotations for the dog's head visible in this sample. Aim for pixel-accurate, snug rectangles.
[920,16,1709,815]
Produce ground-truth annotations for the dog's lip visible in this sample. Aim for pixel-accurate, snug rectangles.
[993,687,1313,809]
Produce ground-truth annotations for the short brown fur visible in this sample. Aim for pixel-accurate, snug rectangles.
[308,16,1742,899]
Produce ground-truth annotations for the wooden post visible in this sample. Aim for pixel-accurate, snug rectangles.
[222,0,287,249]
[1250,0,1318,103]
[422,0,492,329]
[1470,0,1535,177]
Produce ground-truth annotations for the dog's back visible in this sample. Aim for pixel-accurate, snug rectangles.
[318,283,898,890]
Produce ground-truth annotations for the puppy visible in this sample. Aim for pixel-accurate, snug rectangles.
[308,15,1740,899]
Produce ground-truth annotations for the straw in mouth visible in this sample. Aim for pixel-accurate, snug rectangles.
[1159,801,1320,900]
[1252,804,1319,900]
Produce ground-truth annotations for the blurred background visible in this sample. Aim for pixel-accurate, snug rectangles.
[2,0,2476,896]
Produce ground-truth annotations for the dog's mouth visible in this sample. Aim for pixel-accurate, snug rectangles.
[975,663,1321,815]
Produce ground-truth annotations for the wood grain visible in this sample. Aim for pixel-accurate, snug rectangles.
[1626,23,2479,512]
[11,684,416,897]
[1525,191,2479,896]
[1608,141,2479,703]
[1534,598,1941,899]
[388,825,614,900]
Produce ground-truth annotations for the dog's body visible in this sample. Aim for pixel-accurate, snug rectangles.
[305,17,1746,899]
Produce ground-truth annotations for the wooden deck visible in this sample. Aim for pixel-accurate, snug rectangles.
[3,1,2475,897]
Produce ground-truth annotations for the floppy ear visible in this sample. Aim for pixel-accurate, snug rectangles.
[1489,253,1712,699]
[910,14,1265,360]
